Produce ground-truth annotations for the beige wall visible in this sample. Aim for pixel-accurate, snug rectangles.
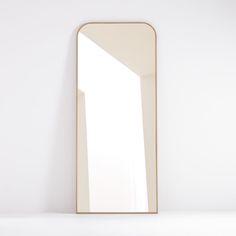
[140,74,157,212]
[77,90,90,212]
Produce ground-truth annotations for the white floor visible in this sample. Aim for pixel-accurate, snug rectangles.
[0,212,236,236]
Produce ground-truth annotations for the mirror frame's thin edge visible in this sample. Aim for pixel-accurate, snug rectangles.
[76,21,158,214]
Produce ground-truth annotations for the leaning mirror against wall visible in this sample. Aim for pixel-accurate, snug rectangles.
[77,22,157,213]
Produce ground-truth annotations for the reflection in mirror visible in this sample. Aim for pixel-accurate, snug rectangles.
[77,23,157,213]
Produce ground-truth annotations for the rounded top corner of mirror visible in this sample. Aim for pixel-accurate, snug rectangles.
[76,22,92,36]
[140,22,157,38]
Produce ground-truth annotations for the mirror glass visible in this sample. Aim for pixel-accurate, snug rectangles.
[77,23,157,213]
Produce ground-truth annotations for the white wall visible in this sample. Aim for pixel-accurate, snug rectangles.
[0,0,236,214]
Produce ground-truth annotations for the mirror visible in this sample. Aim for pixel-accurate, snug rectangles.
[76,22,157,213]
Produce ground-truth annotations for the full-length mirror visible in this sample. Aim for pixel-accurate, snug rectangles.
[77,22,157,213]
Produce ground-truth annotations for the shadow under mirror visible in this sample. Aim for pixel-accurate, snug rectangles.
[77,22,157,213]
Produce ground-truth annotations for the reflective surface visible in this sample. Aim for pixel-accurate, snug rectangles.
[77,23,157,213]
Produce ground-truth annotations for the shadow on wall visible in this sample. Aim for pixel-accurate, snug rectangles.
[45,29,77,213]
